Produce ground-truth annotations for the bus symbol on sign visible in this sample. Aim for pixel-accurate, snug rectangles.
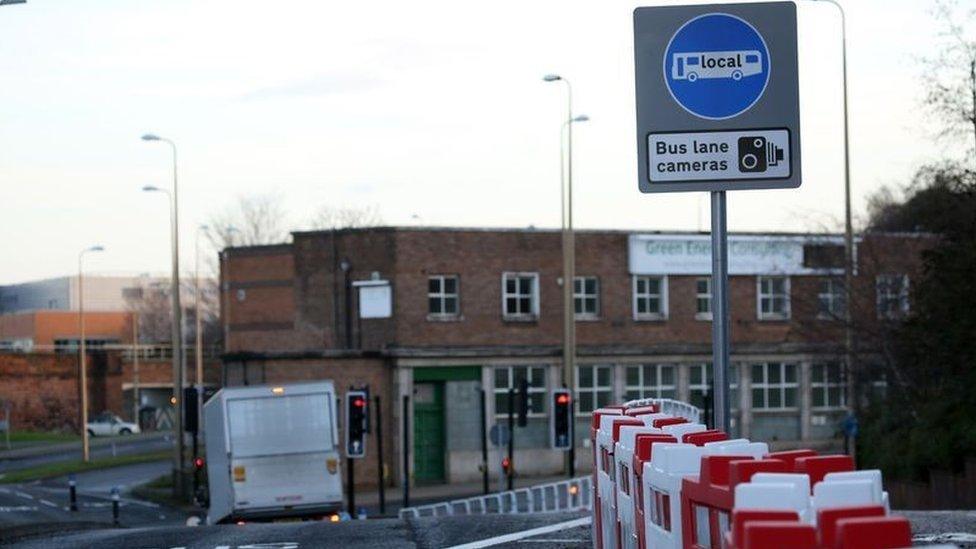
[672,50,763,82]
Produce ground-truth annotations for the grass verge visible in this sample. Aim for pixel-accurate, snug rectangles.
[0,451,170,484]
[130,472,204,511]
[7,431,80,444]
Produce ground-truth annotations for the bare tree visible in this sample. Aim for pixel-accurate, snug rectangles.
[207,193,291,250]
[923,0,976,160]
[308,204,383,230]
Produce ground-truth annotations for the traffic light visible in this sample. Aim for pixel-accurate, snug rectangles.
[193,456,205,470]
[501,456,511,476]
[345,390,368,459]
[551,389,572,450]
[517,377,529,427]
[183,386,200,434]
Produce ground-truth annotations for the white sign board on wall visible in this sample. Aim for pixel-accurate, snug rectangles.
[354,280,392,319]
[628,234,844,276]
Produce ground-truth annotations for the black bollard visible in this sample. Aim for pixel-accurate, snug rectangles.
[69,474,78,512]
[111,486,120,526]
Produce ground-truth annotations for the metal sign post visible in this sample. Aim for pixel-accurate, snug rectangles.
[633,2,802,434]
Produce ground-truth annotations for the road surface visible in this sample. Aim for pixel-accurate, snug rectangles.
[4,510,976,548]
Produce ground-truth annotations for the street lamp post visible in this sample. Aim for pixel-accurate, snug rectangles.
[544,74,589,477]
[195,224,209,388]
[78,245,104,463]
[141,132,185,500]
[815,0,856,457]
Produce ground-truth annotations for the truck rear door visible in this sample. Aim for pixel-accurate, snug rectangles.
[227,391,342,511]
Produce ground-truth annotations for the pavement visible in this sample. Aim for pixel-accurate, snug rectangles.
[0,432,174,474]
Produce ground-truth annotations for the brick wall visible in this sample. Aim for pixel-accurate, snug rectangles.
[0,351,123,432]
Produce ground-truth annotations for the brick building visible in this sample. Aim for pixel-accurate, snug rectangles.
[220,228,928,486]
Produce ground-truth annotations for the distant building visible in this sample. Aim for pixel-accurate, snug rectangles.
[220,227,930,485]
[0,274,215,352]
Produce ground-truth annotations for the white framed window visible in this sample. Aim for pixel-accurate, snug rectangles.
[633,275,668,320]
[624,364,676,401]
[493,365,547,416]
[576,364,613,415]
[817,278,846,320]
[502,272,539,321]
[428,275,459,318]
[811,361,846,409]
[574,276,600,319]
[689,362,739,411]
[876,274,909,319]
[695,277,712,320]
[757,276,790,320]
[750,362,798,410]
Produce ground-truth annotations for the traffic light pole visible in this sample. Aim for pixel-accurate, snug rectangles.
[347,457,355,516]
[507,387,514,491]
[374,395,385,515]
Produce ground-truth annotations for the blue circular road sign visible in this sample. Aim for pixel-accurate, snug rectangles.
[663,13,771,120]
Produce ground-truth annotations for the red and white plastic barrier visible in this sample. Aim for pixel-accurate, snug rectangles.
[589,399,955,549]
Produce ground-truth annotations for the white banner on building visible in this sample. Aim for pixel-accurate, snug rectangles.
[628,234,844,276]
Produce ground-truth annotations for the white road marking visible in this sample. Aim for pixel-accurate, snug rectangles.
[446,517,592,549]
[14,491,34,500]
[39,499,58,508]
[0,487,11,494]
[517,540,584,544]
[0,505,39,512]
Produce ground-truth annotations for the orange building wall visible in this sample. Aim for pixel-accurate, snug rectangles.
[0,311,133,347]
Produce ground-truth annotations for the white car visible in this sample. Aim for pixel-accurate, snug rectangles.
[87,412,140,437]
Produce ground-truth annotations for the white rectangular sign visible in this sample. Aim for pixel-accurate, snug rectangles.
[355,281,392,319]
[648,129,791,183]
[628,234,844,276]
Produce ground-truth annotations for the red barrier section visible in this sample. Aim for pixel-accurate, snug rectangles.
[765,449,818,470]
[680,455,754,549]
[725,510,800,549]
[742,521,818,549]
[683,430,729,446]
[632,434,677,549]
[625,404,660,417]
[794,455,855,488]
[835,516,912,549]
[728,459,790,490]
[816,505,886,549]
[590,407,623,549]
[653,417,689,429]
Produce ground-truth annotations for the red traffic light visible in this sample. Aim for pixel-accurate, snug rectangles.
[353,398,366,408]
[556,393,571,405]
[194,457,205,469]
[501,457,511,470]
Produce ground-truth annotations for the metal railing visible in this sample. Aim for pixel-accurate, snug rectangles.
[398,476,592,519]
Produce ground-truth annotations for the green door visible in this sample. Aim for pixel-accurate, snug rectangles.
[413,382,445,483]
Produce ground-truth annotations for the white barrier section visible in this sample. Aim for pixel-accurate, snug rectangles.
[749,472,812,521]
[661,422,707,441]
[643,443,705,549]
[823,469,889,512]
[702,438,769,458]
[597,415,643,549]
[614,425,656,549]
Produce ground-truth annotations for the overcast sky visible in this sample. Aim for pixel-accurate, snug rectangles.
[0,0,962,284]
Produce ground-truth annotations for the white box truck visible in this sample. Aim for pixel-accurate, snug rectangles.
[204,381,343,524]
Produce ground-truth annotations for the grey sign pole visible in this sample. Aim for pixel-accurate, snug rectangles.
[710,192,731,433]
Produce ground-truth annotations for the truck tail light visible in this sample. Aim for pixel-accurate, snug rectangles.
[326,457,338,475]
[233,465,246,482]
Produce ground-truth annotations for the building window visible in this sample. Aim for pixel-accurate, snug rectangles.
[757,276,790,320]
[689,363,739,411]
[624,364,676,401]
[574,276,600,319]
[751,362,798,410]
[811,362,846,409]
[633,276,668,320]
[576,364,613,415]
[502,272,539,320]
[696,277,712,320]
[817,278,846,319]
[428,275,459,318]
[876,274,910,319]
[493,365,547,416]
